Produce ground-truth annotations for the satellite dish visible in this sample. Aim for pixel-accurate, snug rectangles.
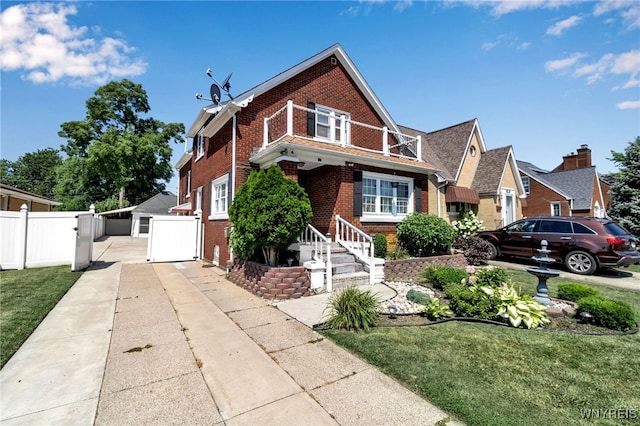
[210,84,221,105]
[220,73,232,93]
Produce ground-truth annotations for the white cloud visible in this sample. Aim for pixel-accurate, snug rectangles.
[482,41,498,51]
[518,42,532,50]
[0,3,146,85]
[546,50,640,90]
[546,15,582,36]
[593,0,639,30]
[616,100,640,109]
[454,0,578,16]
[544,53,587,72]
[393,0,413,13]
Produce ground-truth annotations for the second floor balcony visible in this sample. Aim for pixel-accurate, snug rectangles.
[263,101,423,162]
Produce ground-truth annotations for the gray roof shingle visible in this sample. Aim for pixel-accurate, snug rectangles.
[134,191,177,214]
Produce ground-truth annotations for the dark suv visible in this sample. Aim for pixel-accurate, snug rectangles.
[476,216,640,275]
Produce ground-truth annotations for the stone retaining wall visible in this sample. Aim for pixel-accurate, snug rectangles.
[384,254,467,281]
[227,259,311,300]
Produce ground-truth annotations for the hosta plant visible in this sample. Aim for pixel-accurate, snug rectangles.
[424,297,452,320]
[479,285,550,329]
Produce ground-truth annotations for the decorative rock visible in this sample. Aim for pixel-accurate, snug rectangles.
[376,281,436,315]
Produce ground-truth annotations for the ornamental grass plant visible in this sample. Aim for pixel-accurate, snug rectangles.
[323,285,380,331]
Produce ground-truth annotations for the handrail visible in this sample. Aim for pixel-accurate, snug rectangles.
[298,224,332,291]
[335,215,375,285]
[263,101,421,161]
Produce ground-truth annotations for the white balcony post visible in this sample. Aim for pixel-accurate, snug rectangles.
[416,135,422,161]
[286,100,293,136]
[340,115,347,147]
[263,117,269,147]
[383,126,389,156]
[329,111,336,143]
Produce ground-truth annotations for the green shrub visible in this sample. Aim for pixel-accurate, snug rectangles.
[388,245,409,260]
[396,213,456,257]
[423,265,468,290]
[558,283,599,302]
[576,296,638,331]
[453,236,492,266]
[323,286,380,331]
[406,289,431,305]
[444,283,498,319]
[472,267,509,288]
[424,297,452,320]
[373,233,388,258]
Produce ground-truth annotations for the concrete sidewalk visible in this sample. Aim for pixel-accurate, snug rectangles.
[1,237,457,425]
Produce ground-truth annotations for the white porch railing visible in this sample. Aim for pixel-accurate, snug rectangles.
[298,224,332,292]
[263,100,422,162]
[335,215,375,285]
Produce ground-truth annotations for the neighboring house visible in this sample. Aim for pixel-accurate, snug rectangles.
[518,144,609,218]
[401,119,526,230]
[0,183,61,212]
[131,191,178,237]
[99,191,178,237]
[177,43,439,268]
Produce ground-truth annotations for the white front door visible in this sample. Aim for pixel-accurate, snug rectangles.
[502,188,516,226]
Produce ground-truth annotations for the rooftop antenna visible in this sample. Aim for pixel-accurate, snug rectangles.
[195,68,234,105]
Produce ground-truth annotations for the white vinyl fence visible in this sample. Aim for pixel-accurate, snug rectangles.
[147,215,201,262]
[0,204,98,271]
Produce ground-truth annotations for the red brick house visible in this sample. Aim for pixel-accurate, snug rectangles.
[176,44,441,285]
[518,144,609,218]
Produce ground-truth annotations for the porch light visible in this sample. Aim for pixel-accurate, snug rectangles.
[296,162,305,168]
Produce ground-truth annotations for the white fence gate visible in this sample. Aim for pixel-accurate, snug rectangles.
[0,205,95,271]
[147,215,201,262]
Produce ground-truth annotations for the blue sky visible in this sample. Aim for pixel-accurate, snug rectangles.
[1,1,639,195]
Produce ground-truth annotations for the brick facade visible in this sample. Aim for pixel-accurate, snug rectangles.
[226,259,311,300]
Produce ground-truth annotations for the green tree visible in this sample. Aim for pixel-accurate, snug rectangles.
[57,79,184,210]
[608,136,640,236]
[229,165,313,266]
[0,149,62,198]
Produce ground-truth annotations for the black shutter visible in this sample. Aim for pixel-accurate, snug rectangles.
[306,101,316,136]
[353,170,363,217]
[414,179,422,212]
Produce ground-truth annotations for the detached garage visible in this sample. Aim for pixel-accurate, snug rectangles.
[99,191,178,237]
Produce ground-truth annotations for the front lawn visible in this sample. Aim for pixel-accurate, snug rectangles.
[321,270,640,426]
[0,266,82,368]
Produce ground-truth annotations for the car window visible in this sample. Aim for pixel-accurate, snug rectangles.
[539,220,572,233]
[506,220,537,233]
[572,222,597,235]
[603,222,630,236]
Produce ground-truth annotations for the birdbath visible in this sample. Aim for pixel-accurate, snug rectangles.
[526,240,560,306]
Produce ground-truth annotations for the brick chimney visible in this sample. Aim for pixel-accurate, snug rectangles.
[554,144,592,171]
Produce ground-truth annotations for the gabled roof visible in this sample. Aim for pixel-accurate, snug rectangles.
[406,119,486,182]
[0,183,62,206]
[473,146,512,194]
[187,43,400,139]
[134,191,177,215]
[517,160,598,210]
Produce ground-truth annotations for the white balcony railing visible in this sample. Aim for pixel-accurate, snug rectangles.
[264,100,422,162]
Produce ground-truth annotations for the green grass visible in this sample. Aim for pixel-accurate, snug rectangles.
[1,266,82,368]
[321,270,640,426]
[624,264,640,274]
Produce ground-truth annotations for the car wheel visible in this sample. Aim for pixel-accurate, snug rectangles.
[488,242,500,260]
[565,251,597,275]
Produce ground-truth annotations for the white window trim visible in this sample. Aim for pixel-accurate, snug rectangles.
[194,186,203,215]
[208,174,229,220]
[195,135,205,161]
[186,170,191,198]
[361,171,413,223]
[521,176,530,194]
[314,104,350,144]
[551,202,562,216]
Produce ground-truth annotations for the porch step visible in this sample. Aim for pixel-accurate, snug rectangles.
[333,262,364,275]
[333,271,371,288]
